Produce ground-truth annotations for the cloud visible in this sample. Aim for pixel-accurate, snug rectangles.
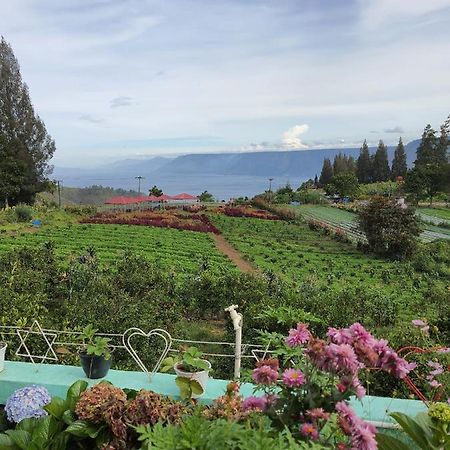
[79,114,104,124]
[111,96,133,108]
[384,126,404,133]
[281,124,309,149]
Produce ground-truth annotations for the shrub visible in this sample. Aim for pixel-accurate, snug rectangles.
[14,204,32,222]
[358,196,421,259]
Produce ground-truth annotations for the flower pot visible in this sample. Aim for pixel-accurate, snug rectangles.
[0,342,7,372]
[174,360,211,398]
[79,353,112,379]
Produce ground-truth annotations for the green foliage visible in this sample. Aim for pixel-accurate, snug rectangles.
[319,158,333,186]
[372,140,391,182]
[175,377,204,400]
[135,415,321,450]
[162,347,209,374]
[199,191,214,202]
[14,205,33,223]
[325,173,359,199]
[356,139,372,183]
[377,410,450,450]
[357,181,402,199]
[295,189,327,205]
[149,185,163,197]
[358,196,421,259]
[391,137,407,180]
[79,324,111,360]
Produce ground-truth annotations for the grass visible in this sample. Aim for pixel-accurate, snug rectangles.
[417,207,450,221]
[0,223,234,272]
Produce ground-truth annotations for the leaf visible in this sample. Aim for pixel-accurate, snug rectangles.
[5,430,31,450]
[16,419,36,433]
[190,380,204,396]
[48,432,70,450]
[0,434,21,450]
[66,380,88,411]
[65,420,104,439]
[175,377,191,400]
[390,412,434,449]
[61,410,76,426]
[44,397,66,419]
[376,433,411,450]
[30,416,52,447]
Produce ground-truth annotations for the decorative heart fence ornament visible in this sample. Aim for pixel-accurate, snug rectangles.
[122,327,173,379]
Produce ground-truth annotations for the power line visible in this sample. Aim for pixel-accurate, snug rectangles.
[134,176,145,194]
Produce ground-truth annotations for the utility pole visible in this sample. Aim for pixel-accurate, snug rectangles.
[56,180,62,208]
[135,176,145,195]
[268,178,273,203]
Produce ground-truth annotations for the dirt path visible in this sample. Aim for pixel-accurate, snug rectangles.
[213,234,256,274]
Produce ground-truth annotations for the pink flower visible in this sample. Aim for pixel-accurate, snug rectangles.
[285,323,311,347]
[251,365,278,385]
[241,396,266,412]
[263,393,279,407]
[437,347,450,354]
[282,368,305,388]
[307,408,330,422]
[300,422,319,440]
[325,343,361,375]
[411,319,426,327]
[429,380,442,388]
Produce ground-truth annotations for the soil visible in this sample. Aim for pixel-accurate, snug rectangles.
[212,234,256,274]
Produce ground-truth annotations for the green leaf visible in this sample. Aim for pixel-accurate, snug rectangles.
[66,380,88,411]
[66,420,103,438]
[16,419,36,433]
[175,377,191,400]
[376,433,411,450]
[5,430,31,450]
[0,434,21,450]
[190,380,204,396]
[390,412,434,449]
[62,410,76,426]
[195,360,209,371]
[49,432,70,450]
[44,397,66,419]
[30,416,52,447]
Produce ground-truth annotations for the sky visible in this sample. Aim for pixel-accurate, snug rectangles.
[1,0,450,167]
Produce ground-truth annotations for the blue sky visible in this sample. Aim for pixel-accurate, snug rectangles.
[1,0,450,166]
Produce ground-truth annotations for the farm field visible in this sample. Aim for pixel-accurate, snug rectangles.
[291,204,450,243]
[417,206,450,221]
[210,214,449,326]
[0,223,234,272]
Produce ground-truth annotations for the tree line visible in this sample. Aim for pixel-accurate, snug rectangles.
[318,117,449,202]
[0,37,55,207]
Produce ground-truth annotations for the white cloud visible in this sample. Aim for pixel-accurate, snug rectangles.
[281,124,309,149]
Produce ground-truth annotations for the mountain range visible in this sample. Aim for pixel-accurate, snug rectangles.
[54,139,420,200]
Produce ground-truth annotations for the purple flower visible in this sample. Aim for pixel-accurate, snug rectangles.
[282,368,305,387]
[411,319,426,327]
[5,385,51,423]
[242,396,267,412]
[429,380,442,388]
[285,323,311,348]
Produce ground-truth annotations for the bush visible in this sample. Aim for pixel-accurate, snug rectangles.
[358,196,421,259]
[14,204,33,222]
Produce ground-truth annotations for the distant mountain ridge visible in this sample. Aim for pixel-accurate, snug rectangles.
[53,139,420,199]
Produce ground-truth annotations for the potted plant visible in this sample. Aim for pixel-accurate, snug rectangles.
[79,325,112,379]
[161,347,211,399]
[0,341,7,372]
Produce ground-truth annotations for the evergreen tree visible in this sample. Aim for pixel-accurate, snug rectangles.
[314,174,318,187]
[391,137,407,180]
[333,153,346,175]
[149,185,163,196]
[356,140,372,183]
[372,140,390,182]
[436,115,450,164]
[0,37,55,205]
[319,158,333,186]
[414,124,438,167]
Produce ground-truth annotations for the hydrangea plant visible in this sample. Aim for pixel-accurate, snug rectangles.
[5,385,51,423]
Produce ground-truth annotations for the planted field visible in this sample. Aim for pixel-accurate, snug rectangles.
[292,205,450,243]
[0,224,234,272]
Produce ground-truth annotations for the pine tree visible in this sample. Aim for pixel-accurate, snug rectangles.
[414,124,437,167]
[356,140,372,183]
[319,158,333,186]
[314,174,318,187]
[391,137,407,180]
[0,37,55,205]
[372,140,390,182]
[436,115,449,164]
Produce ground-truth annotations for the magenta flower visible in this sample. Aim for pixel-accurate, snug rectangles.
[282,368,305,388]
[300,422,319,440]
[285,323,311,347]
[242,396,267,412]
[307,408,330,421]
[325,343,361,375]
[251,365,278,385]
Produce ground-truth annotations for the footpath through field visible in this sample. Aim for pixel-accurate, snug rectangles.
[212,234,257,274]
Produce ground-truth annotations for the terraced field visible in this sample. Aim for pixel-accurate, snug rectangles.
[0,224,234,272]
[292,205,450,243]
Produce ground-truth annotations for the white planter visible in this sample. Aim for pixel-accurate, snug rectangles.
[174,360,211,398]
[0,342,7,372]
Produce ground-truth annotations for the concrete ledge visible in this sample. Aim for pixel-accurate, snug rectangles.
[0,361,427,424]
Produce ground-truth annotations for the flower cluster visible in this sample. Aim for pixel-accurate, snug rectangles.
[411,319,430,334]
[426,361,444,388]
[5,385,51,423]
[285,323,311,348]
[335,401,377,450]
[428,402,450,423]
[251,359,279,385]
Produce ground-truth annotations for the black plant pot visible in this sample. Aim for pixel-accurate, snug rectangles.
[79,353,112,379]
